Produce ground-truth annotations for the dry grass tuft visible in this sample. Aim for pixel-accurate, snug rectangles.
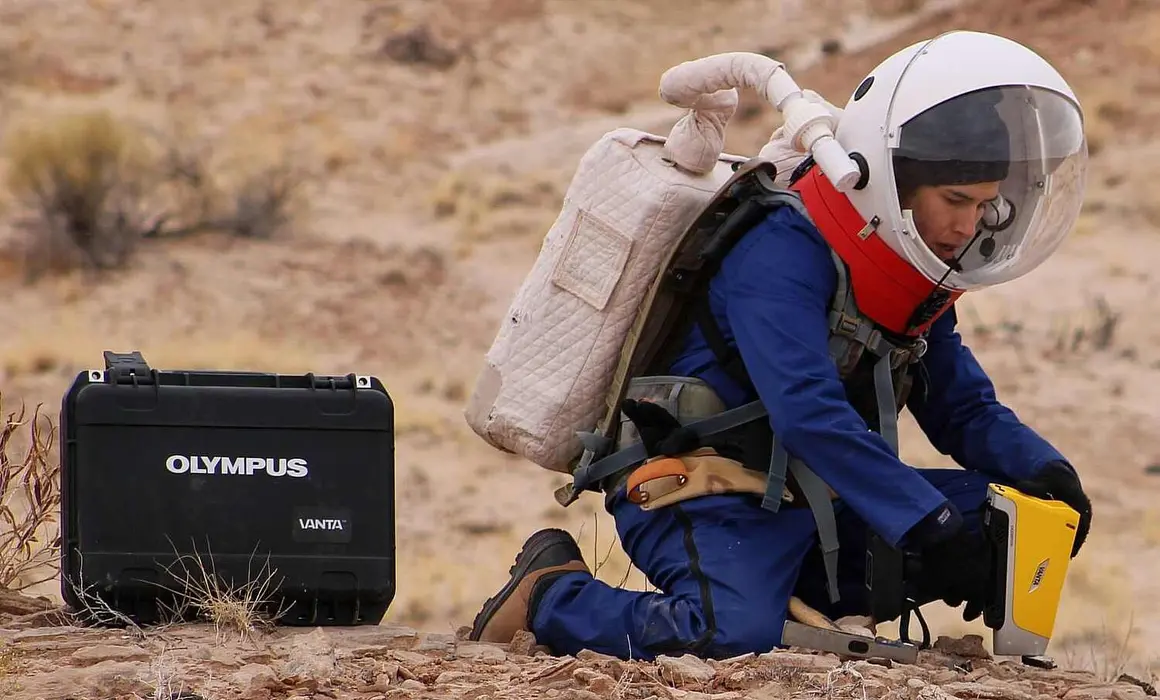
[156,540,290,646]
[0,399,61,592]
[1,108,307,280]
[133,650,205,700]
[1056,613,1141,682]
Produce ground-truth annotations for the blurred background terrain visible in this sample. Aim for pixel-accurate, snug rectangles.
[0,0,1157,682]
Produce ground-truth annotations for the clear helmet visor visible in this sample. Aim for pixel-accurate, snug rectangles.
[887,85,1087,289]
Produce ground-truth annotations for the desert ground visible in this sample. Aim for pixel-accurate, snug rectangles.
[0,0,1157,697]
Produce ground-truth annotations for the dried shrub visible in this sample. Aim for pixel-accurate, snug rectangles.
[0,399,61,592]
[1,108,307,280]
[3,110,156,276]
[147,135,307,242]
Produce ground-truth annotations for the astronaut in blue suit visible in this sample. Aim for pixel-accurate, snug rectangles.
[468,33,1094,660]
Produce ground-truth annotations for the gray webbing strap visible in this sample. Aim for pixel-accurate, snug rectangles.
[761,442,790,513]
[874,353,899,453]
[789,456,842,604]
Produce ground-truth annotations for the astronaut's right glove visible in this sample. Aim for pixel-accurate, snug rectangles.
[903,500,992,622]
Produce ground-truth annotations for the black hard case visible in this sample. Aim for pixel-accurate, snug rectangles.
[59,351,395,626]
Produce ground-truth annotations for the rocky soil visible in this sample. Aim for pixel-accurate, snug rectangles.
[0,596,1157,700]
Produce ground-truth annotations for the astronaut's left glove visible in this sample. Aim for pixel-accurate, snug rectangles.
[1015,460,1092,558]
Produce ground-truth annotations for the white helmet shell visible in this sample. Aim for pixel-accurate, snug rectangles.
[835,31,1088,291]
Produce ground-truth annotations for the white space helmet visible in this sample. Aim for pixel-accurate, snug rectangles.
[835,31,1088,292]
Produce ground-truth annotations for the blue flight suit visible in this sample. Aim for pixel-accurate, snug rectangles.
[528,205,1068,660]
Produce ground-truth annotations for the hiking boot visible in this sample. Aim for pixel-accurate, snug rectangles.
[468,528,590,644]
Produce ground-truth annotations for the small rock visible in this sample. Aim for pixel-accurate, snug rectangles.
[400,679,425,691]
[0,589,55,616]
[389,650,433,666]
[510,629,538,656]
[933,635,992,659]
[12,625,89,641]
[988,662,1026,681]
[1063,688,1118,700]
[574,667,618,693]
[231,664,281,693]
[207,646,244,669]
[414,632,456,654]
[918,649,971,670]
[657,653,716,683]
[574,668,605,684]
[559,690,603,700]
[455,641,506,663]
[354,624,420,650]
[930,670,962,684]
[908,679,927,689]
[1030,680,1066,695]
[6,607,71,629]
[1024,670,1100,684]
[942,681,1037,700]
[280,628,338,679]
[435,671,473,685]
[70,644,150,665]
[463,684,503,699]
[531,657,580,685]
[851,660,890,679]
[757,651,841,671]
[576,648,619,663]
[888,666,927,683]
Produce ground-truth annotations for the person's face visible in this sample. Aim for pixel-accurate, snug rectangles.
[902,181,1002,262]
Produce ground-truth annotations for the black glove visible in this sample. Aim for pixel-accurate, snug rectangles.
[903,501,992,622]
[1014,460,1091,558]
[913,525,993,622]
[620,399,700,458]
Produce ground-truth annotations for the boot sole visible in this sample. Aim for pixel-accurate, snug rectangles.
[468,528,578,642]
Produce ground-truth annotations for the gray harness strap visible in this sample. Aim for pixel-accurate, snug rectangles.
[758,247,900,604]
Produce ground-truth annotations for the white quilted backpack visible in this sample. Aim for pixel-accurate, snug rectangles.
[464,51,856,475]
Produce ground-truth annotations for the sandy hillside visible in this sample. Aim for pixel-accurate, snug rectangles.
[0,0,1158,695]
